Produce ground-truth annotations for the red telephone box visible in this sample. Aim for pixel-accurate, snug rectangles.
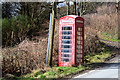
[59,15,84,67]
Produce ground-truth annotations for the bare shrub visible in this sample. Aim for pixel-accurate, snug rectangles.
[84,6,118,39]
[2,39,48,76]
[84,27,102,56]
[2,19,103,77]
[97,4,117,15]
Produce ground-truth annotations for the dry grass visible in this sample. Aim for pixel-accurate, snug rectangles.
[84,4,118,39]
[2,39,48,76]
[84,27,103,56]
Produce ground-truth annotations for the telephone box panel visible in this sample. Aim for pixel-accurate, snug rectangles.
[59,15,84,67]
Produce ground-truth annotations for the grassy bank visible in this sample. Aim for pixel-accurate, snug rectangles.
[101,37,120,43]
[99,32,120,43]
[1,44,115,80]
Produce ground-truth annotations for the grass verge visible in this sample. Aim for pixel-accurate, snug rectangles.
[2,43,115,80]
[99,32,120,43]
[101,37,120,43]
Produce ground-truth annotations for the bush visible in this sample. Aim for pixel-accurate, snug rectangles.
[84,27,103,56]
[2,39,48,77]
[84,4,118,39]
[2,15,40,47]
[2,18,11,46]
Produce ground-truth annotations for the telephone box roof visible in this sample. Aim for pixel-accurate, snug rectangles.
[60,15,84,20]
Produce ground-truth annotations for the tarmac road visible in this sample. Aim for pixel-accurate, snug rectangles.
[72,39,120,79]
[72,56,119,79]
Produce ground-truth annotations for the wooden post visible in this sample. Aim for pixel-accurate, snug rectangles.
[48,9,55,66]
[54,2,57,18]
[77,2,80,16]
[66,2,70,15]
[46,2,57,66]
[68,2,70,15]
[49,2,56,66]
[46,13,52,65]
[74,2,77,15]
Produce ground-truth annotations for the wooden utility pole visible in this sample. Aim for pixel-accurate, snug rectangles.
[77,2,80,16]
[74,2,77,15]
[46,2,57,66]
[66,2,70,15]
[54,2,57,18]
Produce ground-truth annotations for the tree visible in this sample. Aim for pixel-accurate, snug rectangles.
[2,2,20,18]
[19,2,51,25]
[2,2,52,46]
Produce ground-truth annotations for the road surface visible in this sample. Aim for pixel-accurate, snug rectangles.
[72,40,120,80]
[72,56,119,79]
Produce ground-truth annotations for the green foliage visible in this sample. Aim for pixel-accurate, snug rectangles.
[2,18,11,46]
[100,32,120,43]
[37,66,84,78]
[24,69,43,78]
[2,15,40,46]
[85,46,114,63]
[2,2,52,47]
[23,65,86,79]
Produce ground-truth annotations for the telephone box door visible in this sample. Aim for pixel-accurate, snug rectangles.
[75,18,84,65]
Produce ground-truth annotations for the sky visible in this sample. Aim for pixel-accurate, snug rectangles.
[57,1,74,8]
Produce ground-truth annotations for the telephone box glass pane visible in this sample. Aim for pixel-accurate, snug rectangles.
[77,41,80,44]
[62,40,72,44]
[62,31,72,35]
[78,36,81,40]
[61,49,72,53]
[62,45,72,48]
[78,60,81,63]
[62,26,72,30]
[77,54,81,58]
[62,36,72,39]
[78,32,82,35]
[61,58,70,62]
[61,54,72,57]
[78,27,82,31]
[61,26,72,63]
[77,58,81,63]
[78,45,81,48]
[78,49,81,53]
[78,27,81,31]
